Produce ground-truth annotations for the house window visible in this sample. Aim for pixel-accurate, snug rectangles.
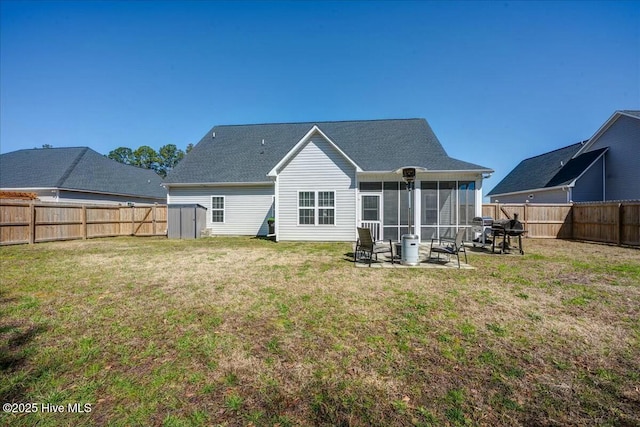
[211,196,224,223]
[318,191,335,225]
[298,192,315,224]
[298,191,335,225]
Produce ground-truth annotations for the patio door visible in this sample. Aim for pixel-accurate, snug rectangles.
[360,194,381,240]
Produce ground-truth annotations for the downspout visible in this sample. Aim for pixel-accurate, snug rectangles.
[354,174,360,241]
[414,179,421,241]
[274,176,280,242]
[602,157,606,201]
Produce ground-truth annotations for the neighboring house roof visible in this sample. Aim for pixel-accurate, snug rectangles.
[165,119,492,184]
[0,147,166,199]
[487,142,604,196]
[574,109,640,157]
[546,147,608,187]
[618,110,640,119]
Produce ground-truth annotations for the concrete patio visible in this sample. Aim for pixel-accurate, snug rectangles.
[353,243,474,269]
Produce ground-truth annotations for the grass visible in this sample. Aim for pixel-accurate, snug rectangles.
[1,236,639,426]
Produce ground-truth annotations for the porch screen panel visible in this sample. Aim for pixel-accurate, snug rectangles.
[383,182,398,225]
[360,182,382,192]
[458,181,476,240]
[439,181,456,238]
[439,181,456,226]
[421,182,437,239]
[362,196,379,221]
[383,182,398,241]
[399,182,409,226]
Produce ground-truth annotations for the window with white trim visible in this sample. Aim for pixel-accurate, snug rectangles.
[298,191,335,225]
[211,196,224,223]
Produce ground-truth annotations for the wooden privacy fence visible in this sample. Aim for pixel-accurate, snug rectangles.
[572,201,640,247]
[0,201,168,245]
[482,203,573,239]
[482,202,640,246]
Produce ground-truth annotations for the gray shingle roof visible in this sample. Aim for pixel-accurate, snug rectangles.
[546,148,607,187]
[165,119,491,184]
[487,142,607,196]
[620,110,640,119]
[0,147,166,199]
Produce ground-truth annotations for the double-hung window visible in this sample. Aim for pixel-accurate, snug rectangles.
[211,196,225,223]
[298,191,335,225]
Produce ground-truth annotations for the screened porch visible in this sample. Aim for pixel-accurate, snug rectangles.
[358,180,478,242]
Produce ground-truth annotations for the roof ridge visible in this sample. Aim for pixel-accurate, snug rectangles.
[523,140,587,161]
[10,146,90,153]
[56,147,89,187]
[212,118,425,128]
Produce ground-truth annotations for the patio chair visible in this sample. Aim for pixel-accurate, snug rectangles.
[428,228,468,268]
[354,227,394,266]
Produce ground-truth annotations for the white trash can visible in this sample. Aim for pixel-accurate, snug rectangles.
[401,234,420,266]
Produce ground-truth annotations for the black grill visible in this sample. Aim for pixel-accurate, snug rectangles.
[491,214,526,254]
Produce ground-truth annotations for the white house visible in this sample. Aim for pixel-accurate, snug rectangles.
[488,110,640,203]
[163,119,493,242]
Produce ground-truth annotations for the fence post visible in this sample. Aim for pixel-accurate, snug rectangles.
[152,205,157,235]
[617,203,623,246]
[82,205,87,240]
[131,206,135,236]
[29,202,36,244]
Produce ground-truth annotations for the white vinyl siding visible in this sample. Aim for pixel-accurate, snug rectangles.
[277,133,356,241]
[168,185,274,235]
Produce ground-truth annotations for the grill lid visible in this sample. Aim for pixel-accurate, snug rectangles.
[472,216,493,226]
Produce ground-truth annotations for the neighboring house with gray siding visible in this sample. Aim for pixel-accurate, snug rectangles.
[488,110,639,203]
[0,147,166,204]
[164,119,493,242]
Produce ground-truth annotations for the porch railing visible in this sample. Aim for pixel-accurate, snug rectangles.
[359,220,382,241]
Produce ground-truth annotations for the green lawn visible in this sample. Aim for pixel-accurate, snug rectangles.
[1,237,639,426]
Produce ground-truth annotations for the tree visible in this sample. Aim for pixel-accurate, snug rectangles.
[186,143,194,153]
[108,147,135,165]
[157,144,185,178]
[107,143,191,177]
[133,146,160,172]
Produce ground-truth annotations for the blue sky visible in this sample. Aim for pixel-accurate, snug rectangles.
[1,1,638,194]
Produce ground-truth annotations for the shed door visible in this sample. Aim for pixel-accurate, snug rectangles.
[180,207,196,239]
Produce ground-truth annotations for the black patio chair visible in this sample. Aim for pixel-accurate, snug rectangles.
[354,227,394,266]
[428,228,468,268]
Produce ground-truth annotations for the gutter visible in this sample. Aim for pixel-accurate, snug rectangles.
[488,184,574,199]
[358,168,494,175]
[162,181,274,188]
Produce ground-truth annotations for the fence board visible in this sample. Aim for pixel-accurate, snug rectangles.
[1,201,167,245]
[482,202,638,246]
[0,203,31,244]
[482,203,573,239]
